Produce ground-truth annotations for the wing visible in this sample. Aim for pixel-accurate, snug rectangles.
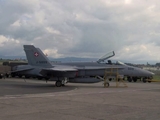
[39,66,78,78]
[11,68,34,73]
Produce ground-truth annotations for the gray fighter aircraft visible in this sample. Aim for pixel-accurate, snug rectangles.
[11,45,154,87]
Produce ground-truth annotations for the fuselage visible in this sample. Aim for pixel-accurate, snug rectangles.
[12,61,154,83]
[55,61,154,77]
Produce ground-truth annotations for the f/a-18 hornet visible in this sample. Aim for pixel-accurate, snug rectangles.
[11,45,154,87]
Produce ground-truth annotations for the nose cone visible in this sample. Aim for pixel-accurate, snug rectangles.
[149,71,155,76]
[142,69,155,76]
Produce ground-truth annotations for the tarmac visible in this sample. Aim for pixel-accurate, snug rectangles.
[0,78,160,120]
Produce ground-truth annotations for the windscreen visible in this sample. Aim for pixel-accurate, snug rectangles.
[116,61,126,65]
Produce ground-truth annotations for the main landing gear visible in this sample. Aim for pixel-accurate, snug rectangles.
[55,78,68,87]
[55,80,62,87]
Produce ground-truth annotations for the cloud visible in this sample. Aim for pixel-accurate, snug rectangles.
[0,35,22,56]
[0,0,160,63]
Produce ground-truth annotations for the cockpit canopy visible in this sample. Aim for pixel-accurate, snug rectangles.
[97,51,115,63]
[97,51,126,66]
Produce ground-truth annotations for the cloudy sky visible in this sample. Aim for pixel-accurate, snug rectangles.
[0,0,160,63]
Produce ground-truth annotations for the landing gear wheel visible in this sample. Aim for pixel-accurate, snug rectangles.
[37,77,42,80]
[142,78,147,83]
[6,73,9,78]
[11,73,15,77]
[104,82,110,87]
[45,77,49,80]
[133,79,137,82]
[56,80,62,87]
[18,75,22,78]
[128,78,132,82]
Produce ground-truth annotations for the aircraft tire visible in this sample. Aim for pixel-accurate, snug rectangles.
[109,78,112,81]
[11,73,15,77]
[133,79,137,82]
[45,77,49,80]
[127,78,132,82]
[6,73,9,78]
[142,78,147,83]
[133,78,137,82]
[37,77,42,80]
[56,80,62,87]
[38,77,42,80]
[18,75,22,78]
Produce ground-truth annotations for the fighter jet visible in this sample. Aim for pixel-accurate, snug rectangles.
[11,45,154,87]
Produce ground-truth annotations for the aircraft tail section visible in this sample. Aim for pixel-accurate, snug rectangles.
[23,45,52,68]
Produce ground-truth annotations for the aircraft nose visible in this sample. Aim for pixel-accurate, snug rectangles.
[143,69,155,76]
[149,71,155,76]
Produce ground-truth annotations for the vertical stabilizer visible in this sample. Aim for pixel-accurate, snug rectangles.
[23,45,52,68]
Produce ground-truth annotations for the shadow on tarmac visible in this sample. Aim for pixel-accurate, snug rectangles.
[0,79,76,96]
